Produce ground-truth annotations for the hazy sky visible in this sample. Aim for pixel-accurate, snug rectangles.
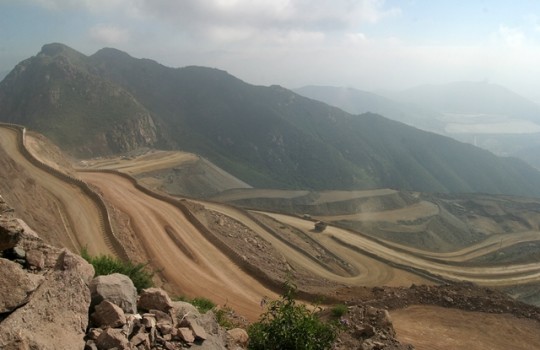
[2,0,540,101]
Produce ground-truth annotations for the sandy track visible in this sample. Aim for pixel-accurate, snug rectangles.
[317,200,439,222]
[392,305,540,350]
[79,171,277,320]
[263,212,540,287]
[382,230,540,262]
[83,150,199,175]
[0,126,113,256]
[196,202,431,287]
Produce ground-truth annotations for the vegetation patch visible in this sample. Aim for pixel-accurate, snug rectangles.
[81,248,153,292]
[248,282,338,350]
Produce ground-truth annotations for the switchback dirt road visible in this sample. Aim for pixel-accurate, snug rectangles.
[79,171,277,320]
[0,126,113,256]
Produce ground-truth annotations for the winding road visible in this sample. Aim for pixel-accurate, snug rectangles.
[4,122,540,321]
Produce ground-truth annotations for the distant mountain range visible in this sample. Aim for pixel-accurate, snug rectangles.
[382,81,540,122]
[295,83,540,170]
[2,43,540,196]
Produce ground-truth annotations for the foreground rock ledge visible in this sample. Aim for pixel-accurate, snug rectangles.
[0,213,94,350]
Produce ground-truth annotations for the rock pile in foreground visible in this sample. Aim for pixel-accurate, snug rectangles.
[0,196,94,349]
[0,196,247,350]
[85,276,248,350]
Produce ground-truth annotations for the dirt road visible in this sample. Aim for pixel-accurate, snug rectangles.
[0,126,113,256]
[79,171,277,320]
[263,212,540,287]
[197,202,431,287]
[392,305,540,350]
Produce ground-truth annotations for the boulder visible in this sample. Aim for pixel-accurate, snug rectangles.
[90,273,137,314]
[0,258,43,313]
[138,287,173,313]
[171,300,200,326]
[150,308,173,326]
[226,328,249,349]
[95,327,130,350]
[91,300,127,328]
[0,249,94,350]
[177,327,195,343]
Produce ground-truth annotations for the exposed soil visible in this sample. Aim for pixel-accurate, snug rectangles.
[5,124,540,347]
[392,305,540,350]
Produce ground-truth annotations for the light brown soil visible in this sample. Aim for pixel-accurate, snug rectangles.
[392,305,540,350]
[78,171,278,321]
[0,127,114,257]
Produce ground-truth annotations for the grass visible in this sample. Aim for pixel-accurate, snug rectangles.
[81,248,153,292]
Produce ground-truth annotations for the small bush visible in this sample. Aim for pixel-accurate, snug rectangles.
[331,304,348,318]
[248,282,337,350]
[215,306,236,329]
[81,248,153,292]
[190,297,216,313]
[172,295,217,314]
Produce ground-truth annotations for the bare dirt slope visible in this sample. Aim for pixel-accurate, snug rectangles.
[0,126,113,256]
[80,150,251,197]
[392,305,540,350]
[78,171,277,320]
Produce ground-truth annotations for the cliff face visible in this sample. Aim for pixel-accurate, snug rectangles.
[0,43,160,157]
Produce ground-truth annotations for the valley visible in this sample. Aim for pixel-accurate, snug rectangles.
[4,123,540,318]
[0,126,540,349]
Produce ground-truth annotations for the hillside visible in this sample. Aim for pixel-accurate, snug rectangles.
[294,85,445,133]
[383,81,540,121]
[298,83,540,171]
[3,44,540,196]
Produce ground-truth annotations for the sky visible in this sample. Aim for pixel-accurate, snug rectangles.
[2,0,540,102]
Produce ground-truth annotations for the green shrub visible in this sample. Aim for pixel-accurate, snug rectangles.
[215,306,235,329]
[190,297,216,313]
[248,282,337,350]
[172,295,217,314]
[81,248,153,292]
[331,304,348,318]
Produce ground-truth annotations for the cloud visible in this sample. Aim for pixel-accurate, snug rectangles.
[497,25,526,48]
[89,24,130,45]
[136,0,400,31]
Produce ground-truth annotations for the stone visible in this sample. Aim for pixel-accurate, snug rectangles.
[92,300,127,328]
[171,300,200,326]
[142,314,157,328]
[188,320,208,341]
[95,327,130,350]
[0,248,94,350]
[25,249,45,270]
[150,309,173,325]
[354,324,375,338]
[226,328,249,349]
[87,328,103,340]
[90,273,137,314]
[158,323,174,335]
[177,327,195,343]
[12,246,26,259]
[379,310,392,327]
[0,258,42,313]
[130,332,150,347]
[124,314,142,338]
[85,340,99,350]
[138,288,173,313]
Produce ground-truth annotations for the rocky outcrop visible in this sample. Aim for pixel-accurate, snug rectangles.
[90,273,138,314]
[86,286,241,350]
[0,196,248,350]
[0,207,95,350]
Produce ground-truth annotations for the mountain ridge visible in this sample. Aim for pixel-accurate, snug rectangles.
[2,43,540,196]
